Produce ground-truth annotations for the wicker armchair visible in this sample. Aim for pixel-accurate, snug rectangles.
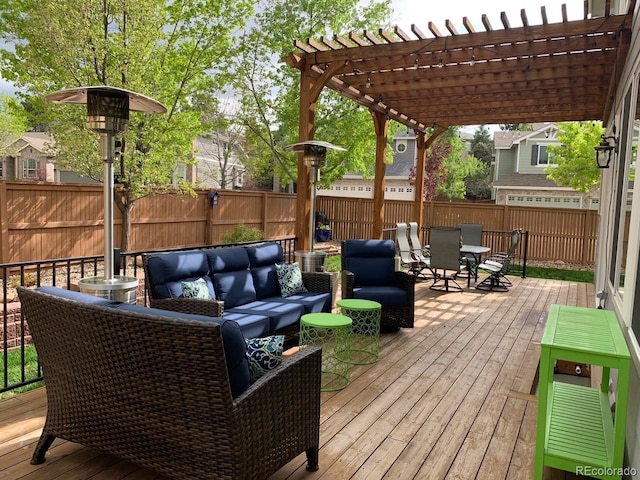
[341,239,415,329]
[18,286,322,479]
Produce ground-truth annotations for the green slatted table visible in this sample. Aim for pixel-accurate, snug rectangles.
[534,305,630,480]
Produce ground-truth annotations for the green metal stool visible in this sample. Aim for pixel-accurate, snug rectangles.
[336,299,381,365]
[299,312,352,391]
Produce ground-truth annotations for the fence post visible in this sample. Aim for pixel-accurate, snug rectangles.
[262,192,269,236]
[205,191,213,245]
[582,209,595,266]
[501,204,511,232]
[0,182,8,266]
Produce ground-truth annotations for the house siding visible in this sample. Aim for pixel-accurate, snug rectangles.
[495,149,516,179]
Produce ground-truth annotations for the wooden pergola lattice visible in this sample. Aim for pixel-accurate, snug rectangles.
[283,1,633,249]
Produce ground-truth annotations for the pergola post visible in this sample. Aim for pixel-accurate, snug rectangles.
[371,110,389,239]
[295,64,315,251]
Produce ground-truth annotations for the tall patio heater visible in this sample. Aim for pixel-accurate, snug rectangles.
[284,140,345,272]
[45,86,166,302]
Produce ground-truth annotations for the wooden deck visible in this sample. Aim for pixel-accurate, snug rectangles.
[0,277,595,480]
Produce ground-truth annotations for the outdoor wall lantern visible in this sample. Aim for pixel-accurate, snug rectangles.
[209,190,220,207]
[45,86,165,301]
[284,140,345,254]
[594,133,618,169]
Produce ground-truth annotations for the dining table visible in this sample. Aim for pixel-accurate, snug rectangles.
[461,244,491,281]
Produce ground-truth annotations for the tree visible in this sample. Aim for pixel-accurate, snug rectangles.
[470,125,493,165]
[439,135,487,201]
[0,0,252,250]
[232,0,395,190]
[0,93,27,156]
[499,123,532,131]
[408,128,455,201]
[546,121,604,193]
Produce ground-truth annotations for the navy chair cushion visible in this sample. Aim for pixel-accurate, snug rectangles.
[145,251,214,300]
[246,243,284,300]
[343,240,396,286]
[222,311,271,338]
[352,286,408,307]
[261,292,331,314]
[207,248,257,309]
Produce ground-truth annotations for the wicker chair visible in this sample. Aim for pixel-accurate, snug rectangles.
[341,239,415,329]
[18,286,322,480]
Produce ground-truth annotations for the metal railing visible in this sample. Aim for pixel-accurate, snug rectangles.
[0,237,297,395]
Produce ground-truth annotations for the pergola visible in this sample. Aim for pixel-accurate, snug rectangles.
[283,1,633,250]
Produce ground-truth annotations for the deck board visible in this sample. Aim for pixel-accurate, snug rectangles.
[0,277,597,480]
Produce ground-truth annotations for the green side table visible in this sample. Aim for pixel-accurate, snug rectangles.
[534,305,630,480]
[336,299,381,365]
[299,312,352,391]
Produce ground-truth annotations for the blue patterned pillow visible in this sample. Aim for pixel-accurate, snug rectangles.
[181,277,212,299]
[245,335,284,382]
[275,262,308,298]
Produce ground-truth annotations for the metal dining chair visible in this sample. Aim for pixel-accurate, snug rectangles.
[428,226,468,292]
[457,223,483,281]
[396,223,431,280]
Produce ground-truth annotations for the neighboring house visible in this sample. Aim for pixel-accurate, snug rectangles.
[1,132,98,184]
[317,129,473,200]
[180,134,246,189]
[492,122,598,209]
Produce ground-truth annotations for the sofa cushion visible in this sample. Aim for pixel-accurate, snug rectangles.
[343,240,396,287]
[181,277,212,299]
[222,311,271,338]
[245,335,284,382]
[145,251,214,300]
[227,300,304,332]
[275,262,308,297]
[261,292,330,314]
[246,243,284,300]
[207,248,257,308]
[352,285,408,307]
[111,302,251,398]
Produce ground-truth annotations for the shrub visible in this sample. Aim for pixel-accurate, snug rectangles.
[222,223,265,244]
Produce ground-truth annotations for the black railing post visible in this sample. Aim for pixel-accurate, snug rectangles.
[522,231,528,278]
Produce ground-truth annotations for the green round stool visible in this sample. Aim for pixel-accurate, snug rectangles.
[299,312,352,391]
[336,299,381,365]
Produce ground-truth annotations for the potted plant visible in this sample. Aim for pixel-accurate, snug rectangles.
[315,222,332,242]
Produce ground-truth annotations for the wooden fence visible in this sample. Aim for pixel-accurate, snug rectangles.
[0,181,296,264]
[316,197,601,266]
[0,181,602,265]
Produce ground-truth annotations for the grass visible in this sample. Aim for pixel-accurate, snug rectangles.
[523,266,594,283]
[0,345,43,400]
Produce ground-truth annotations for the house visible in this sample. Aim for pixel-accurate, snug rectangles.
[317,129,473,200]
[181,134,246,189]
[1,132,98,183]
[492,122,599,209]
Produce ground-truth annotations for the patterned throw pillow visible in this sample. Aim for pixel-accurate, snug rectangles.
[275,262,308,298]
[181,277,212,299]
[245,335,284,382]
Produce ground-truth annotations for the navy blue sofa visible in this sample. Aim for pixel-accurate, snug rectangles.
[143,242,336,338]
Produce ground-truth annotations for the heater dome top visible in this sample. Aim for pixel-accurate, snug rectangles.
[45,86,166,114]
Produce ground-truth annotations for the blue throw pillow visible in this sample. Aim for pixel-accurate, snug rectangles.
[275,262,308,298]
[245,335,284,382]
[181,278,212,299]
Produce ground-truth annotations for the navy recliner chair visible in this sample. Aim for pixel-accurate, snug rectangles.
[341,239,415,330]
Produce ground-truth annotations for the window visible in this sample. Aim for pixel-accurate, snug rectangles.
[366,187,372,192]
[395,141,407,153]
[23,158,38,178]
[531,145,555,166]
[358,186,363,191]
[172,163,187,186]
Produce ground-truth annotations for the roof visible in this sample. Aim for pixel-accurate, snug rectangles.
[283,3,633,131]
[492,173,558,188]
[21,132,55,150]
[493,123,556,148]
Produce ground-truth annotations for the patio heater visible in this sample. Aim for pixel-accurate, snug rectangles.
[45,86,166,302]
[284,140,345,272]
